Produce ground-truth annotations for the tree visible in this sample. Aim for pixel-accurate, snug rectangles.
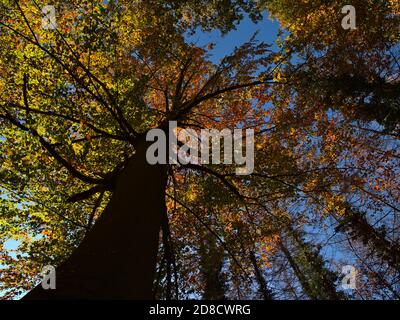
[263,0,400,131]
[261,0,400,298]
[0,0,272,298]
[1,0,399,300]
[199,228,227,300]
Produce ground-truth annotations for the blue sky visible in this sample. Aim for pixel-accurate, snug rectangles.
[186,13,281,64]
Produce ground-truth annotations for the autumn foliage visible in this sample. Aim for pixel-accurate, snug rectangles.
[0,0,399,299]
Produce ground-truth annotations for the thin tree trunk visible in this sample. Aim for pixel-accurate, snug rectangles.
[249,250,274,300]
[279,241,316,299]
[24,137,167,299]
[288,225,345,300]
[199,230,226,300]
[338,208,400,271]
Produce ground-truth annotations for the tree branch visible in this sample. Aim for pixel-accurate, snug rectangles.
[0,111,106,185]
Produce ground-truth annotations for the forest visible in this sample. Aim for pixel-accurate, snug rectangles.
[0,0,399,300]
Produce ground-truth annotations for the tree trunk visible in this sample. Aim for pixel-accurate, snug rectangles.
[279,241,317,299]
[199,229,226,300]
[249,250,274,300]
[24,137,167,299]
[337,208,400,271]
[288,226,345,300]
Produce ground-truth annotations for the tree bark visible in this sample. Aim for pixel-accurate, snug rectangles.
[24,137,167,299]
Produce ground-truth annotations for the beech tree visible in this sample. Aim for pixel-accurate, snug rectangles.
[0,0,399,300]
